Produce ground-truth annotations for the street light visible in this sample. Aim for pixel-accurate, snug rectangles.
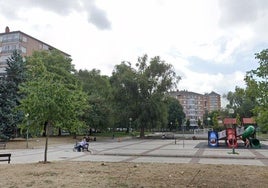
[228,108,237,154]
[25,113,29,149]
[129,118,132,135]
[207,117,211,129]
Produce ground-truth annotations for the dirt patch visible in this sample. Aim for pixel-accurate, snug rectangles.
[5,136,83,149]
[1,137,268,187]
[0,161,267,187]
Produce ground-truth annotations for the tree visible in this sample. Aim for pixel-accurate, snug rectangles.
[0,50,27,139]
[211,111,220,131]
[223,86,255,118]
[110,55,180,137]
[236,113,241,126]
[245,49,268,132]
[166,97,185,131]
[197,119,202,128]
[18,50,88,163]
[186,119,190,130]
[76,69,113,132]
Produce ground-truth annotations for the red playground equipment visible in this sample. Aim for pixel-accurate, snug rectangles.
[226,128,238,148]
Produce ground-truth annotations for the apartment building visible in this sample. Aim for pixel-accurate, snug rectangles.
[204,91,221,112]
[170,90,221,127]
[0,26,70,76]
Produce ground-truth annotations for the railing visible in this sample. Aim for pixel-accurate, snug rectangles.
[194,128,213,135]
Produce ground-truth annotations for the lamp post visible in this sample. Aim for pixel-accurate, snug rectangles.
[25,113,29,149]
[207,117,211,129]
[129,117,132,135]
[228,108,237,154]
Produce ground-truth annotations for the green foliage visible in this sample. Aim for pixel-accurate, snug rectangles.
[110,55,180,137]
[186,119,190,130]
[0,50,27,139]
[197,119,201,128]
[18,50,89,135]
[223,86,255,118]
[245,49,268,131]
[76,69,113,132]
[236,113,241,126]
[166,96,185,130]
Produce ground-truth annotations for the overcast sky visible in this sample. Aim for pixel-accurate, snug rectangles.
[0,0,267,106]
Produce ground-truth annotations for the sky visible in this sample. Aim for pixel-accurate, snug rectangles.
[0,0,267,107]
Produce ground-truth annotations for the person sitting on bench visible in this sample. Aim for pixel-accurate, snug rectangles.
[75,137,88,152]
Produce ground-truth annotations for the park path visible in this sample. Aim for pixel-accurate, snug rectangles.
[1,139,268,166]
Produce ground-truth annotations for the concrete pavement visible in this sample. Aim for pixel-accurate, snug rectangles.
[1,139,268,166]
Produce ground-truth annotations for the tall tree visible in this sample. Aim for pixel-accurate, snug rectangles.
[111,55,180,137]
[18,50,88,163]
[223,86,255,118]
[166,97,185,131]
[0,50,26,139]
[245,49,268,132]
[76,69,113,132]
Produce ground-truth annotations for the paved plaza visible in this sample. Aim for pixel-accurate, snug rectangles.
[1,138,268,166]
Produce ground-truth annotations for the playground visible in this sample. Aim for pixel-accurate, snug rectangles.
[208,118,262,149]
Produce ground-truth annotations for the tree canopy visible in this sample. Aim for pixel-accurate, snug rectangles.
[166,96,185,130]
[245,49,268,132]
[110,55,181,137]
[0,50,27,139]
[76,69,113,133]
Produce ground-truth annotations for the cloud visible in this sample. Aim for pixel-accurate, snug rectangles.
[219,0,268,27]
[83,1,112,30]
[0,0,111,30]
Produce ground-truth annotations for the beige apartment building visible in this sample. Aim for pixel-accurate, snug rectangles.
[0,26,70,76]
[170,90,221,128]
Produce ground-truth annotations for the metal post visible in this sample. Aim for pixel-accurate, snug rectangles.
[26,125,29,149]
[182,124,185,148]
[129,117,132,135]
[25,113,29,149]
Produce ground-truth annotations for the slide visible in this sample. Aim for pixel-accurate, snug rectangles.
[241,125,261,148]
[241,125,255,140]
[226,128,238,148]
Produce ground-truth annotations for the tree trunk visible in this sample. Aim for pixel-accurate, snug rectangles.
[58,127,61,136]
[42,122,48,137]
[44,134,48,163]
[140,126,145,138]
[44,121,49,163]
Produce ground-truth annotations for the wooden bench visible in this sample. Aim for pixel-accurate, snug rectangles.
[0,153,11,163]
[0,142,6,149]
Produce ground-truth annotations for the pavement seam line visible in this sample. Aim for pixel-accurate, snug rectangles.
[120,141,174,162]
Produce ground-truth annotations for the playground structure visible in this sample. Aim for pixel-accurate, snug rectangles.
[208,118,261,148]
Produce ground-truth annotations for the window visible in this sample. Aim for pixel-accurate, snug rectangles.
[22,36,27,42]
[42,44,48,50]
[21,46,26,53]
[0,55,10,63]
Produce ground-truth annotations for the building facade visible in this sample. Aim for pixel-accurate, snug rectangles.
[170,90,221,127]
[0,26,70,76]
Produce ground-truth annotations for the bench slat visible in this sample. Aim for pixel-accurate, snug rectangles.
[0,153,11,163]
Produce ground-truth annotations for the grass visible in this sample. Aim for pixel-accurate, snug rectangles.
[91,131,142,138]
[257,132,268,140]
